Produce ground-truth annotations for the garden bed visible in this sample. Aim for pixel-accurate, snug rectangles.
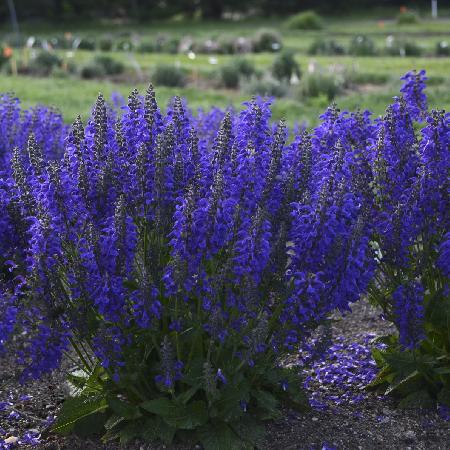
[1,299,448,449]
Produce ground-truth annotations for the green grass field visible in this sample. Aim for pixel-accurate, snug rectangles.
[1,10,449,125]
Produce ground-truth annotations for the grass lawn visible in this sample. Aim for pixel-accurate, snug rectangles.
[1,11,449,125]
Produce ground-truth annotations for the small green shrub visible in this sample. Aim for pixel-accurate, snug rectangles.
[271,51,301,83]
[349,35,376,56]
[285,10,323,30]
[385,36,421,56]
[94,55,125,75]
[138,41,156,53]
[397,10,419,25]
[243,77,289,98]
[29,51,62,76]
[116,39,134,52]
[300,72,343,101]
[77,37,96,50]
[98,37,113,52]
[308,39,345,56]
[436,40,449,56]
[220,64,240,89]
[152,64,186,87]
[233,58,256,79]
[80,63,105,79]
[154,36,180,54]
[253,29,282,53]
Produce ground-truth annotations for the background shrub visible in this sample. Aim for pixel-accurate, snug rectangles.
[98,37,113,51]
[385,36,422,57]
[308,39,345,56]
[285,10,323,30]
[436,40,449,56]
[77,36,96,50]
[253,29,282,52]
[299,72,343,100]
[152,64,186,87]
[243,76,289,97]
[28,51,62,76]
[349,35,376,56]
[80,62,105,79]
[397,10,419,25]
[271,51,301,83]
[93,55,124,75]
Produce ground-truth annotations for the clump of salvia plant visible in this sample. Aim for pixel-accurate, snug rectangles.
[0,83,376,447]
[0,71,448,447]
[367,70,450,409]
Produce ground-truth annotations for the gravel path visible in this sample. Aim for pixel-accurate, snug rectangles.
[1,300,449,450]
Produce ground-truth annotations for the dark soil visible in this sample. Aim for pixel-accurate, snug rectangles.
[1,300,448,450]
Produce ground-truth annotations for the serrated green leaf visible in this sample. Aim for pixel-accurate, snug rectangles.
[437,387,450,406]
[230,415,266,448]
[104,414,125,431]
[198,422,244,450]
[398,390,435,409]
[108,397,142,420]
[177,385,200,405]
[162,400,208,429]
[73,411,107,438]
[140,397,174,416]
[52,395,108,434]
[252,389,280,419]
[385,370,421,396]
[213,384,249,421]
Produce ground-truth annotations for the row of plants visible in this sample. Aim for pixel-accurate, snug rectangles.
[1,29,283,55]
[309,36,450,57]
[0,71,448,448]
[0,48,366,102]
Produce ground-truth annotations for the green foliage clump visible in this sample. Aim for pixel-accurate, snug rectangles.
[98,37,113,52]
[271,51,301,83]
[243,77,289,98]
[397,10,419,25]
[77,36,96,50]
[349,35,376,56]
[94,55,125,75]
[299,72,343,101]
[436,41,449,57]
[253,29,282,53]
[285,10,323,30]
[385,36,421,57]
[80,56,124,79]
[29,51,62,76]
[138,41,155,53]
[152,64,186,87]
[219,59,256,89]
[308,39,345,56]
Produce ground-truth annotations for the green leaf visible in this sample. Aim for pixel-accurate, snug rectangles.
[52,395,108,435]
[104,414,125,431]
[108,397,142,420]
[252,389,280,419]
[140,397,174,416]
[118,421,143,445]
[398,390,435,409]
[212,384,249,421]
[177,385,200,405]
[230,415,266,448]
[141,398,208,430]
[73,412,107,438]
[385,370,421,396]
[437,387,450,407]
[163,400,208,430]
[198,422,244,450]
